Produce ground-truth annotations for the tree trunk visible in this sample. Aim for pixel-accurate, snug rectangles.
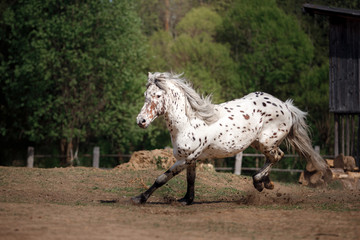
[66,139,73,166]
[60,139,67,166]
[164,0,170,31]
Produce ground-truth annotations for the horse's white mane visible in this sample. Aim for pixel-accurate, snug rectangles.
[148,72,219,125]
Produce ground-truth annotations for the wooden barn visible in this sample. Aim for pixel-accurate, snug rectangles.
[303,4,360,167]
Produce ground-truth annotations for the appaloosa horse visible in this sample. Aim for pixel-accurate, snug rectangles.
[132,72,329,205]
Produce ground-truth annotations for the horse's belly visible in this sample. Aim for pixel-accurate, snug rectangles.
[197,142,250,160]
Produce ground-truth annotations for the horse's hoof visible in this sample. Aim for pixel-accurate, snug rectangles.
[253,181,264,192]
[264,180,274,190]
[131,195,147,205]
[252,175,264,192]
[178,197,193,206]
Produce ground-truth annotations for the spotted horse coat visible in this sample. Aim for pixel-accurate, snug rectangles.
[132,72,330,205]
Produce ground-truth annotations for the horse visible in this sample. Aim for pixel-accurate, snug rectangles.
[131,72,330,205]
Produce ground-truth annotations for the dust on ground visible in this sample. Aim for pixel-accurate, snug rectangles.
[0,166,359,240]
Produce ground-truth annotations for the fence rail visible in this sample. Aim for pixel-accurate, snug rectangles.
[26,146,333,174]
[215,167,304,173]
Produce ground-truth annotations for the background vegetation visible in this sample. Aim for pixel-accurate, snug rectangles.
[0,0,359,169]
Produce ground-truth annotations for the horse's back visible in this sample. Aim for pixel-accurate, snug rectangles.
[215,92,293,147]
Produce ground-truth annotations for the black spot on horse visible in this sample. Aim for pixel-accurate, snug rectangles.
[262,102,267,107]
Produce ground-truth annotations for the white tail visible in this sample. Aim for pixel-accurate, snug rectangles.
[285,100,329,174]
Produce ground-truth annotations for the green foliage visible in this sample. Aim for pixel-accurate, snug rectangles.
[148,6,241,102]
[218,0,314,100]
[176,6,222,38]
[0,0,148,156]
[135,0,201,36]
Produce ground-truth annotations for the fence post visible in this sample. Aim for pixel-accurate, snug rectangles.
[27,147,34,168]
[234,152,243,175]
[315,145,320,154]
[93,146,100,168]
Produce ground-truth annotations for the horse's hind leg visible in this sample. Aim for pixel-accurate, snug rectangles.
[252,146,284,192]
[178,162,196,205]
[131,159,187,204]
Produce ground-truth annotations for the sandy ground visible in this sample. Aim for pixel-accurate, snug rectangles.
[0,166,359,240]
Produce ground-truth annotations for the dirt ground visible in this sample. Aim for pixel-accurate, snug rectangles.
[0,166,359,240]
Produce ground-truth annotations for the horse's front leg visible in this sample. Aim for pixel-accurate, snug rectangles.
[178,162,196,205]
[131,159,187,204]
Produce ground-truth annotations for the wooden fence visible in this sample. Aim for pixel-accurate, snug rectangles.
[26,146,333,174]
[26,146,131,168]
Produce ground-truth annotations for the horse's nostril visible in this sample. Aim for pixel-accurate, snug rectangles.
[142,119,146,123]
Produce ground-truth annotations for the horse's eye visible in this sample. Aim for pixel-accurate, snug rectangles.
[157,95,161,98]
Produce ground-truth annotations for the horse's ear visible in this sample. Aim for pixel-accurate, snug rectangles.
[148,72,152,79]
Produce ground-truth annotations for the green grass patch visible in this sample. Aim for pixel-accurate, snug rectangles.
[258,204,303,210]
[316,203,360,212]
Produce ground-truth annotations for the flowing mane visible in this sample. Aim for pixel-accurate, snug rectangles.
[148,72,219,125]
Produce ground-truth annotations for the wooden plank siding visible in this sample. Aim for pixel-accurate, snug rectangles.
[303,4,360,113]
[329,17,360,113]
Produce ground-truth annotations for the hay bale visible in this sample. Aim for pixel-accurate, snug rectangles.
[115,149,176,170]
[333,154,357,171]
[344,156,356,171]
[334,154,345,169]
[115,149,215,172]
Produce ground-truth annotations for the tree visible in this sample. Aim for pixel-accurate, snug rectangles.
[148,6,241,102]
[217,0,314,101]
[135,0,201,36]
[0,0,147,165]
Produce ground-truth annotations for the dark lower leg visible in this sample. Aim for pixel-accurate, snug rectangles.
[252,161,273,192]
[131,160,186,204]
[179,162,196,205]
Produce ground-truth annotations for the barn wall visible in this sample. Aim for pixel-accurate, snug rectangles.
[329,17,360,113]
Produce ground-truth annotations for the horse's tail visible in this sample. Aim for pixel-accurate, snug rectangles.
[284,100,330,180]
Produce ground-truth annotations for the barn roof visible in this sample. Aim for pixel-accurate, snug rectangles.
[303,4,360,20]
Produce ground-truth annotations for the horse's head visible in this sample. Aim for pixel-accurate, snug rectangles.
[136,73,167,128]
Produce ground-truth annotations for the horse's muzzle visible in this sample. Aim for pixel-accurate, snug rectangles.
[137,117,148,128]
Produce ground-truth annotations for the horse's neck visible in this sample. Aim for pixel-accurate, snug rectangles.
[164,86,191,134]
